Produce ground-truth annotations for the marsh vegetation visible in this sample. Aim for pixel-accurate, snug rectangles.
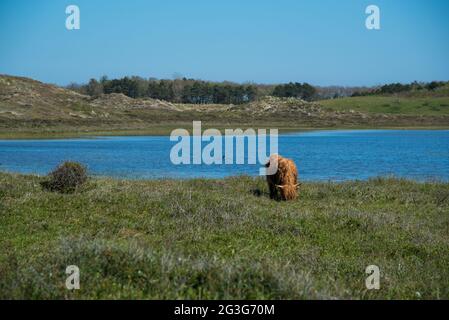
[1,172,448,299]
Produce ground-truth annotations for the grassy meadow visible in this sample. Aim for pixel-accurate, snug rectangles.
[1,172,448,299]
[319,95,449,115]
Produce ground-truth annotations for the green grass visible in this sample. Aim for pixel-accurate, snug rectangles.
[319,96,449,115]
[1,172,448,299]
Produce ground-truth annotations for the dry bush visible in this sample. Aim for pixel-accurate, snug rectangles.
[42,161,87,193]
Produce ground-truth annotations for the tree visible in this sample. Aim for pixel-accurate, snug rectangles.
[272,82,317,101]
[426,81,442,91]
[86,79,103,97]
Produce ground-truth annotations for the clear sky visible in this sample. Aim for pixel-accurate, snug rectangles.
[0,0,448,86]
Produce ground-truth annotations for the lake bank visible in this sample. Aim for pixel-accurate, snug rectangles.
[2,124,449,140]
[1,172,448,299]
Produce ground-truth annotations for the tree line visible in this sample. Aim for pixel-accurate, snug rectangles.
[351,81,448,97]
[67,76,317,104]
[272,82,316,100]
[67,76,448,103]
[69,76,259,104]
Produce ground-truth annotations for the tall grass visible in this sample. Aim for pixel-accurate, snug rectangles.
[0,173,448,299]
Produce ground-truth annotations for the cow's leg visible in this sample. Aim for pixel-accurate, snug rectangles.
[280,189,287,201]
[268,183,277,199]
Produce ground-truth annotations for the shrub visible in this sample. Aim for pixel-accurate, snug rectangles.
[42,161,87,193]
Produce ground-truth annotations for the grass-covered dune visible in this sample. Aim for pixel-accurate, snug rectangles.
[319,95,449,116]
[2,75,449,139]
[0,172,448,299]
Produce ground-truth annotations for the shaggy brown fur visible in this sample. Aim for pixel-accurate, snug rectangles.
[265,154,299,201]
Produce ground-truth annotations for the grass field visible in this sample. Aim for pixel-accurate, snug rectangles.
[1,172,448,299]
[319,95,449,115]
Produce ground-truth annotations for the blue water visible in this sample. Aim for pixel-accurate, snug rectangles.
[0,130,448,181]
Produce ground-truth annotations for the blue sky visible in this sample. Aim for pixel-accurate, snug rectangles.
[0,0,448,86]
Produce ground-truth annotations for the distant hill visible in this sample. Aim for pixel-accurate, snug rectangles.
[1,74,448,137]
[0,74,179,120]
[319,88,449,116]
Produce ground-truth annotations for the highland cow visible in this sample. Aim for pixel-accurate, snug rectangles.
[265,154,300,201]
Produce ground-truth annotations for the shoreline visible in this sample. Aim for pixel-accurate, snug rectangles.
[1,171,447,184]
[1,125,449,140]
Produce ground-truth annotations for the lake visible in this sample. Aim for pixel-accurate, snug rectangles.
[1,130,448,181]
